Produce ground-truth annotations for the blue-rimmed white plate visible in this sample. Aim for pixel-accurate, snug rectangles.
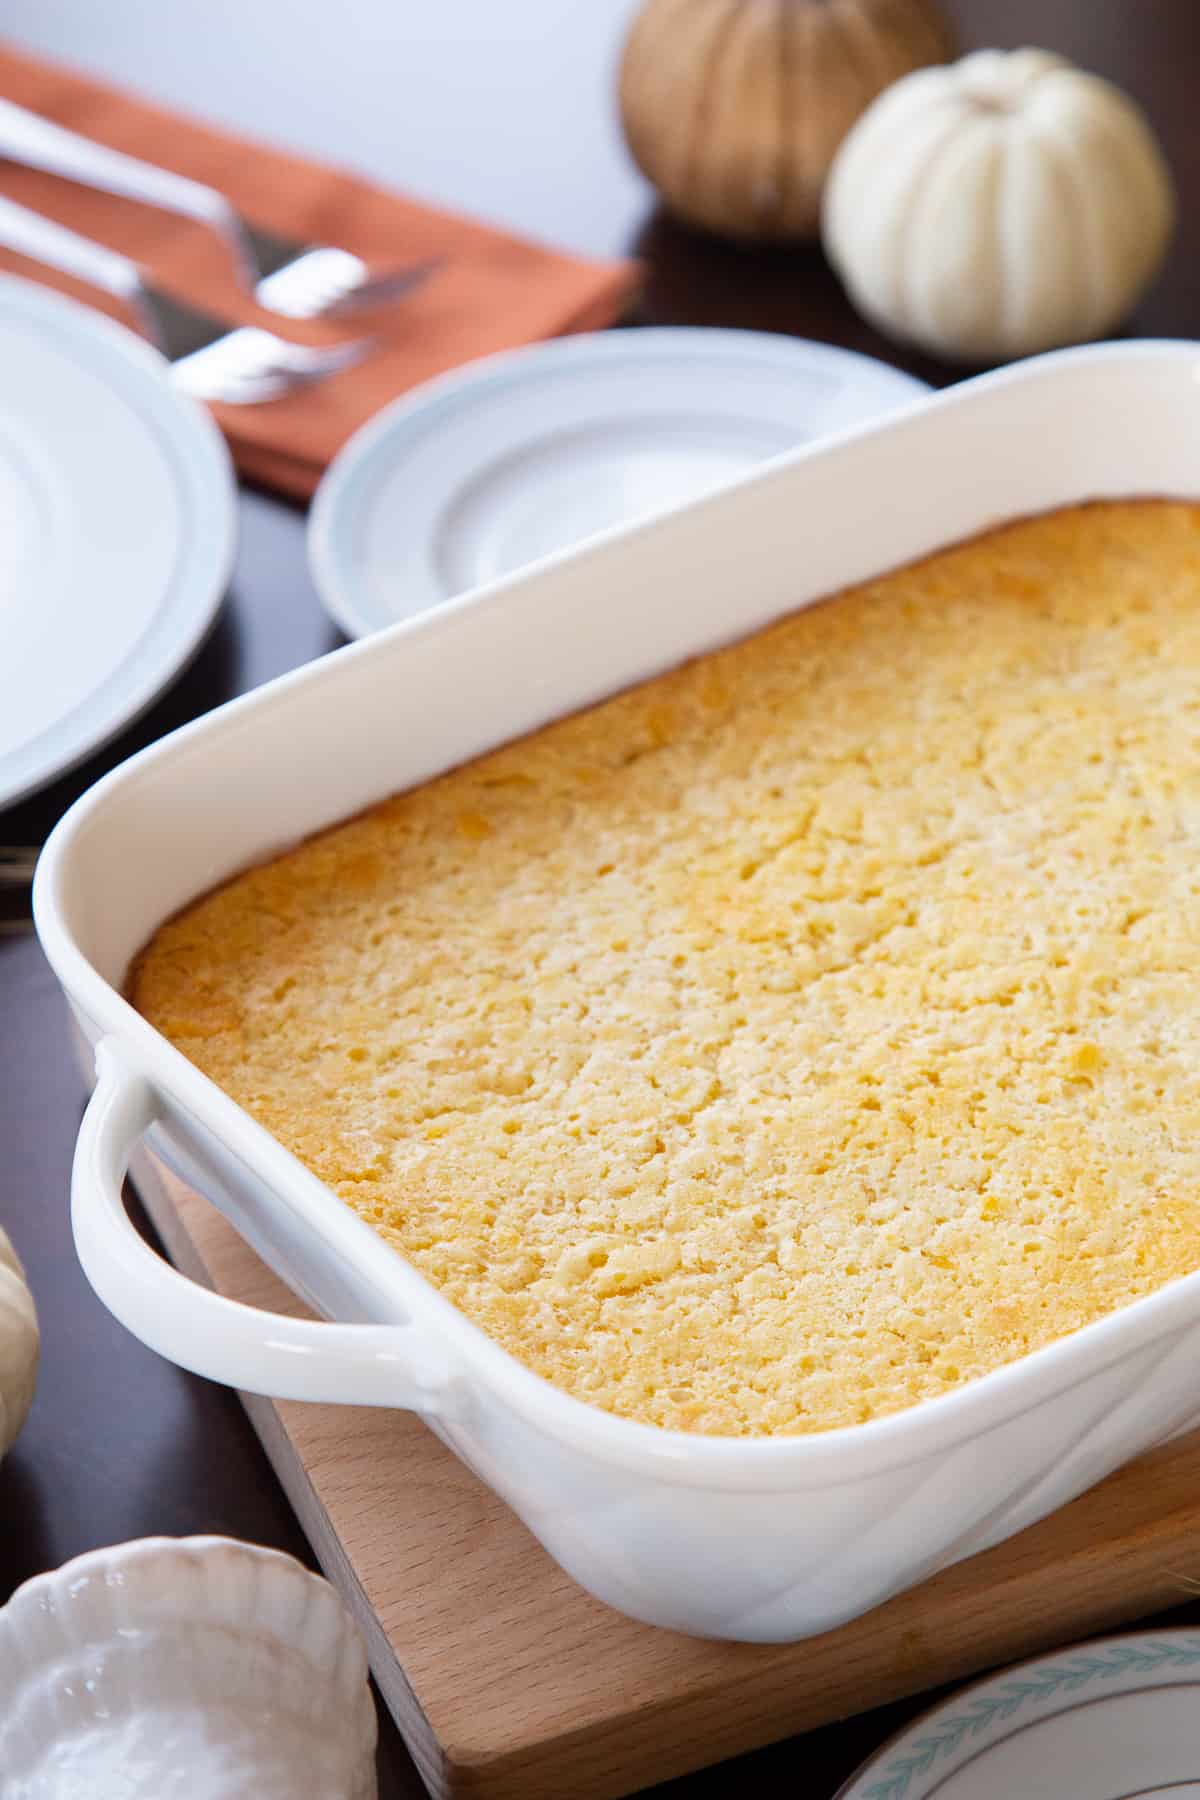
[308,327,929,637]
[0,275,235,810]
[840,1629,1200,1800]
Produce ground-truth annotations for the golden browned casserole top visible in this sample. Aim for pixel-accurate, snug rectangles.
[133,501,1200,1435]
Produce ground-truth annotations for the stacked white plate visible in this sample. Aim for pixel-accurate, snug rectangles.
[309,327,929,637]
[0,275,234,810]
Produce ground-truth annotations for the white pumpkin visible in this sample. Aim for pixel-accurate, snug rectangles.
[822,47,1175,362]
[0,1228,37,1458]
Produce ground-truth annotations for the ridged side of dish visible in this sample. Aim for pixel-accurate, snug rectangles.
[132,500,1200,1436]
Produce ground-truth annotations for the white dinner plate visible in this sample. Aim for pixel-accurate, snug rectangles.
[0,275,235,811]
[308,326,929,637]
[840,1630,1200,1800]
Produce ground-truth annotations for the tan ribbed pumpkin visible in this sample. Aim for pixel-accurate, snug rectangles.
[619,0,956,242]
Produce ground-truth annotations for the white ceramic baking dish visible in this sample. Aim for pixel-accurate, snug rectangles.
[35,341,1200,1645]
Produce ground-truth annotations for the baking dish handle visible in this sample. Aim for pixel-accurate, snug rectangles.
[73,1040,461,1417]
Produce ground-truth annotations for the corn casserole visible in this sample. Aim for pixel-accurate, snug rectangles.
[132,501,1200,1436]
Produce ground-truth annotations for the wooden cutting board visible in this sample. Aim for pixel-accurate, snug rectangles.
[134,1150,1200,1800]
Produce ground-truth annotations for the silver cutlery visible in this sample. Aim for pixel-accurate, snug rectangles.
[229,220,437,322]
[0,195,371,403]
[0,846,36,883]
[0,846,36,936]
[0,96,436,320]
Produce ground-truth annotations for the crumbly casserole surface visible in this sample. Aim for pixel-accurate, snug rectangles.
[133,501,1200,1436]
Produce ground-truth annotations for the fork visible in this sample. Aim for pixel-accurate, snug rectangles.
[0,96,437,320]
[0,195,371,403]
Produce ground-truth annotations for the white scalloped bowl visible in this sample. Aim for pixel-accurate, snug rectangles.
[0,1537,377,1799]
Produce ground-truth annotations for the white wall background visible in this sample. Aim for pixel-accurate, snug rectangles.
[0,0,651,255]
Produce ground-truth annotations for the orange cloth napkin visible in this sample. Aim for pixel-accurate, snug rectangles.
[0,43,638,499]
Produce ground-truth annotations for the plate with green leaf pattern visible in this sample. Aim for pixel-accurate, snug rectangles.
[839,1630,1200,1800]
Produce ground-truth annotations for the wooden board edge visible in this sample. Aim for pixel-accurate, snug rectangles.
[430,1574,1200,1800]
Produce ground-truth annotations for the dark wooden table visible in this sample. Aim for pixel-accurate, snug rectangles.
[2,2,1199,1792]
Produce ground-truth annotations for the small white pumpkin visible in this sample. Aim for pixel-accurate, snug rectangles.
[0,1227,37,1458]
[822,47,1175,362]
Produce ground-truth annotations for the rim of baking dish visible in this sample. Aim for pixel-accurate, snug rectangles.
[36,338,1200,1491]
